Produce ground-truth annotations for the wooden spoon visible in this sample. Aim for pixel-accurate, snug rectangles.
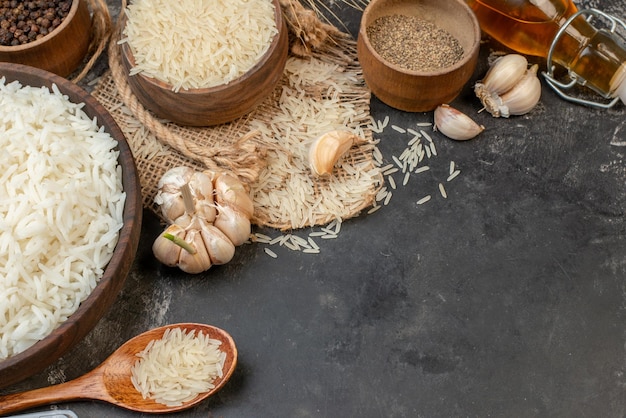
[0,323,237,415]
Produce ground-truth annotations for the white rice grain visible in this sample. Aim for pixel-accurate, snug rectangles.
[417,195,432,205]
[402,172,411,186]
[388,175,396,190]
[447,170,461,181]
[439,183,447,198]
[264,248,278,258]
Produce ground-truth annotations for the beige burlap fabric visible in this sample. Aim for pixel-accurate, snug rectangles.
[92,1,382,230]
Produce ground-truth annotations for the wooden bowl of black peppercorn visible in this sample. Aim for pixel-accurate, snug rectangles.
[0,0,91,77]
[357,0,481,112]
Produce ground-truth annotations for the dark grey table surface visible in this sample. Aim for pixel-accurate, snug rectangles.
[2,1,625,417]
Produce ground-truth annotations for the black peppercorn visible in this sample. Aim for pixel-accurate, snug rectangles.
[0,0,72,46]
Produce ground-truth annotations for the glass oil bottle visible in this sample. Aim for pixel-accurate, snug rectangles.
[466,0,626,108]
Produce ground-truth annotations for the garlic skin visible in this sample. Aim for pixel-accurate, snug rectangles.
[434,104,485,141]
[474,54,542,118]
[309,130,357,176]
[189,171,217,223]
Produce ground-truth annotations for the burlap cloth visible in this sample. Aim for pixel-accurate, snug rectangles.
[92,1,382,231]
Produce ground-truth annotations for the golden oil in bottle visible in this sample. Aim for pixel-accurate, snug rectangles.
[466,0,626,104]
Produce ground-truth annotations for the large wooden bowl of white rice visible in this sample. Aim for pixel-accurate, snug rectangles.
[118,0,289,126]
[0,62,142,388]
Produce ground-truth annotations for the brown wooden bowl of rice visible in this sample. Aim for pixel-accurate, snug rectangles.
[0,62,142,389]
[0,0,92,77]
[118,0,289,126]
[357,0,481,112]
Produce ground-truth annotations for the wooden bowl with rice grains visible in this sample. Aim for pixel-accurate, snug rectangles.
[0,0,92,77]
[118,0,289,126]
[357,0,481,112]
[0,62,142,389]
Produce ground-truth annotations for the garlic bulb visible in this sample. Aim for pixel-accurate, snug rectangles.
[434,104,485,141]
[152,166,254,274]
[309,130,357,176]
[474,54,542,118]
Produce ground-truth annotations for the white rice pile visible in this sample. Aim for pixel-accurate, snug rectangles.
[120,0,278,92]
[250,57,381,228]
[0,78,125,360]
[130,327,226,407]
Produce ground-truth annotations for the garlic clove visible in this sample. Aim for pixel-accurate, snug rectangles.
[433,104,485,141]
[497,64,542,117]
[155,167,195,223]
[152,224,185,267]
[474,54,528,99]
[309,130,357,176]
[189,171,214,201]
[157,192,185,223]
[214,204,251,246]
[178,229,212,274]
[214,173,254,219]
[201,223,236,265]
[196,199,217,224]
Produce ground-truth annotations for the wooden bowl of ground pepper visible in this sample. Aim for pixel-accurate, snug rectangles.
[357,0,481,112]
[0,0,91,77]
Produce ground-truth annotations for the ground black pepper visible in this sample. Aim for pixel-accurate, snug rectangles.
[366,14,464,72]
[0,0,72,46]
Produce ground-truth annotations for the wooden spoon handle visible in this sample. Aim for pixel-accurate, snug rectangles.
[0,371,111,415]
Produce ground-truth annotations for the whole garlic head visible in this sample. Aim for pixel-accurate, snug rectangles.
[152,166,254,274]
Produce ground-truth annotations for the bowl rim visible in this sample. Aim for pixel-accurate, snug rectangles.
[119,0,285,94]
[0,0,81,52]
[0,61,142,388]
[358,0,481,77]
